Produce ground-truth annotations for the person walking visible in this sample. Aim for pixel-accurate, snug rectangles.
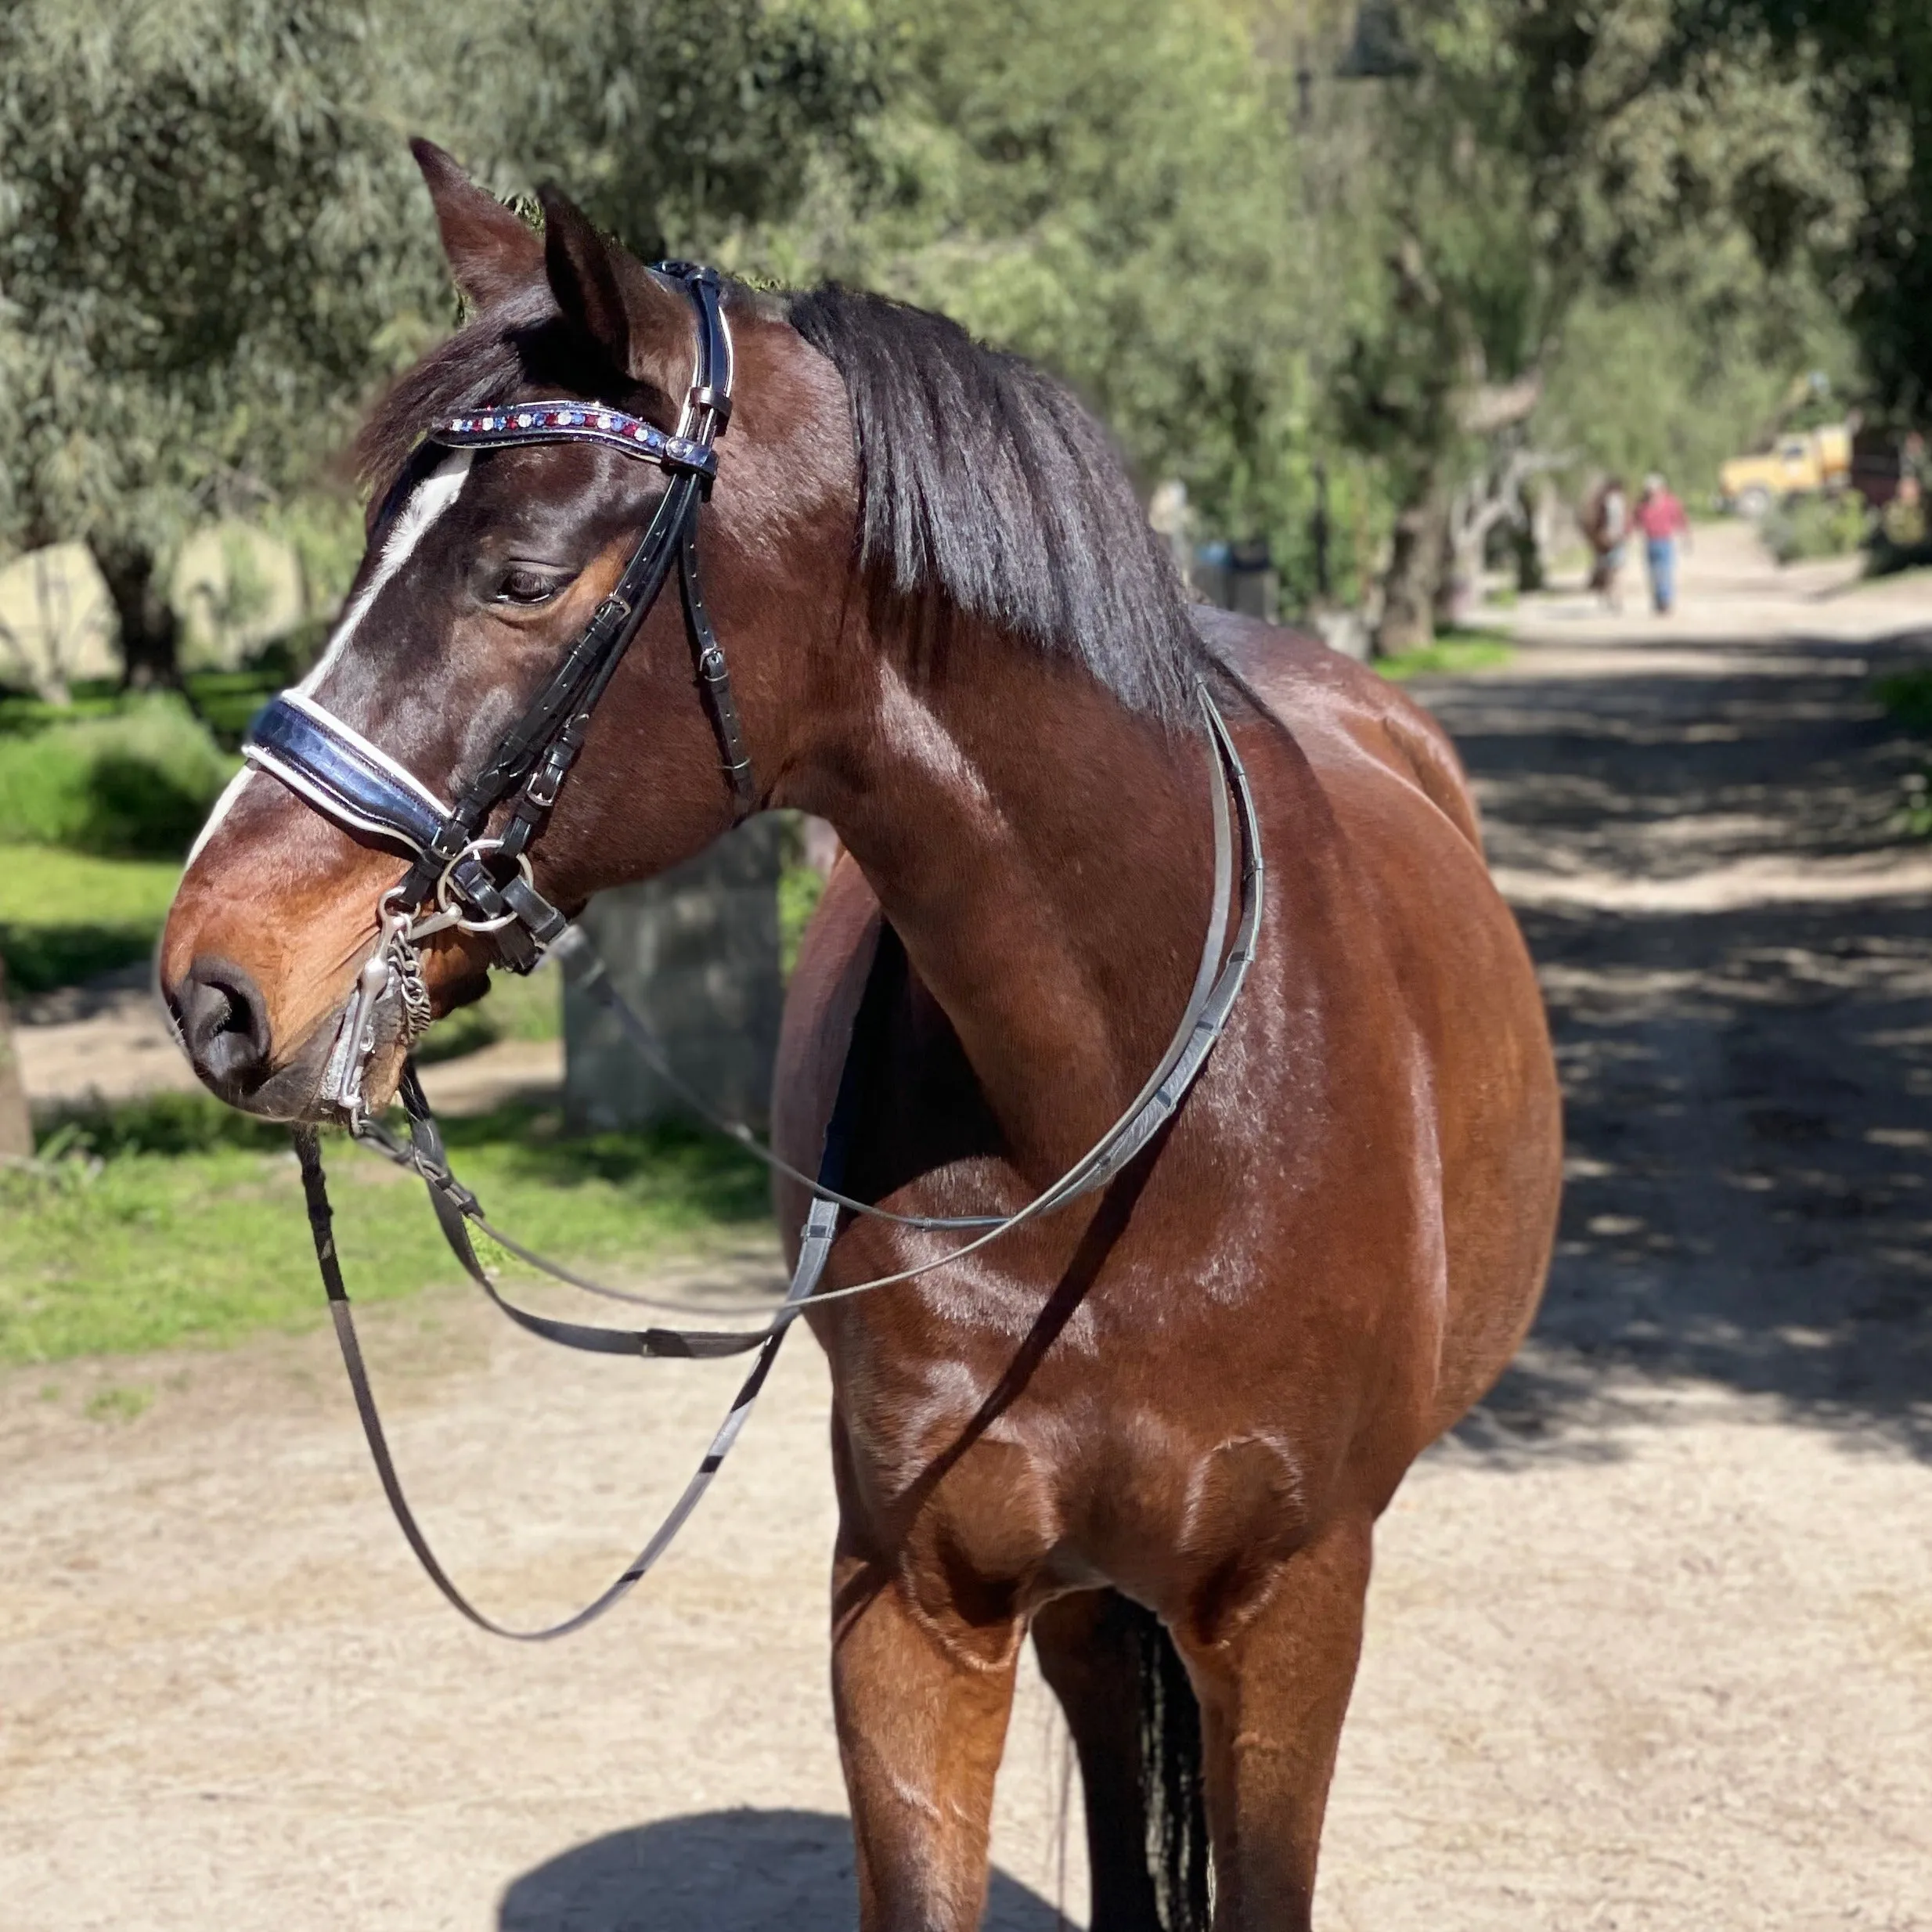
[1587,476,1629,612]
[1636,471,1690,615]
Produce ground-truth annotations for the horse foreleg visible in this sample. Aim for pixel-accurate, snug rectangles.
[831,1533,1021,1931]
[1176,1514,1374,1931]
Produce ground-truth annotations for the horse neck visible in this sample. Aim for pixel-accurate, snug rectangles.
[788,614,1217,1181]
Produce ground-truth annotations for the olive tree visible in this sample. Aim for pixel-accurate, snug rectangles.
[1323,0,1858,648]
[1701,0,1932,416]
[0,0,446,681]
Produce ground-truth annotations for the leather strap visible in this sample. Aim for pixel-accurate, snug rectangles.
[292,925,870,1640]
[434,400,716,478]
[247,690,450,860]
[679,524,755,815]
[295,693,1261,1638]
[356,683,1261,1333]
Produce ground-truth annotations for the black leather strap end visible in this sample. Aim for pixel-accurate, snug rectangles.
[679,528,756,814]
[499,874,571,947]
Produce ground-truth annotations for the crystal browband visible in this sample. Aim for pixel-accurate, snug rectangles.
[433,402,718,479]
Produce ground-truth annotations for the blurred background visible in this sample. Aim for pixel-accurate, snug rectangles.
[7,0,1932,1343]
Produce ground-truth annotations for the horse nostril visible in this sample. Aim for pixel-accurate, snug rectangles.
[177,957,273,1093]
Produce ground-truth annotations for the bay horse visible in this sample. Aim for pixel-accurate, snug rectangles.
[160,144,1561,1929]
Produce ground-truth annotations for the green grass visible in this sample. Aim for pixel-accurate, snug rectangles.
[0,690,237,855]
[84,1383,153,1422]
[0,1092,768,1365]
[182,665,285,748]
[0,681,127,734]
[0,670,283,750]
[779,862,826,978]
[1875,669,1932,838]
[0,844,182,992]
[413,966,563,1060]
[1376,629,1516,681]
[1760,492,1869,565]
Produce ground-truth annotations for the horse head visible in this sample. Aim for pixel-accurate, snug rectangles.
[160,143,855,1121]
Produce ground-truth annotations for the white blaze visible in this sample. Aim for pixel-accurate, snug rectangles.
[186,451,475,872]
[297,448,474,699]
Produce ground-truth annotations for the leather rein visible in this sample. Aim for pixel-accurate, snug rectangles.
[239,263,1267,1639]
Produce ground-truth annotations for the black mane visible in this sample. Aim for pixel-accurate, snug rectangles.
[357,279,1204,723]
[791,287,1202,722]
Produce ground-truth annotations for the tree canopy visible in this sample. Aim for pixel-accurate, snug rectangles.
[0,0,1917,675]
[1303,0,1863,641]
[1700,0,1932,416]
[0,0,450,672]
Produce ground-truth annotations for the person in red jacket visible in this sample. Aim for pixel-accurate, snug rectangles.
[1635,472,1691,614]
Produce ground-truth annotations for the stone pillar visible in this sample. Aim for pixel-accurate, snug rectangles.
[563,818,786,1134]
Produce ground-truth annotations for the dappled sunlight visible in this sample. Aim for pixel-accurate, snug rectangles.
[1423,620,1932,1462]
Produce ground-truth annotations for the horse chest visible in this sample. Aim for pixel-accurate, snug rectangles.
[831,1338,1321,1613]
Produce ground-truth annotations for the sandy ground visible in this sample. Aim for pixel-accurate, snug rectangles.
[5,526,1932,1929]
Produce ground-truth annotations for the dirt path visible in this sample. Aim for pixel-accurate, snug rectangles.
[5,532,1932,1929]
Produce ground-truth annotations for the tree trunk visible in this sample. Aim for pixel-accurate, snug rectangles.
[563,819,786,1135]
[1433,505,1479,630]
[92,535,181,687]
[1310,461,1333,604]
[0,957,34,1161]
[1375,488,1445,657]
[1437,488,1518,629]
[1513,477,1549,593]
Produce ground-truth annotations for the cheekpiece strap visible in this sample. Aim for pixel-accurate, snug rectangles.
[431,402,718,480]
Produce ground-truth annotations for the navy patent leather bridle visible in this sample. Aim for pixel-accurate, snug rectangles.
[240,264,1266,1640]
[248,263,750,1006]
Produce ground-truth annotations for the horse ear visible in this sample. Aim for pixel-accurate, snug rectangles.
[538,186,690,386]
[412,139,544,310]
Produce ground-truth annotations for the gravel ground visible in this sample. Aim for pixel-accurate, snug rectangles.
[5,528,1932,1929]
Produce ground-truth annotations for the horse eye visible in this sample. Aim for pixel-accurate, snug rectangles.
[495,565,565,606]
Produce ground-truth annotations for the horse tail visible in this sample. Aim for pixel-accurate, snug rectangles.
[1130,1599,1212,1930]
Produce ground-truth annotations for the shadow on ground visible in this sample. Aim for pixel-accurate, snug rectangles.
[499,1808,1068,1931]
[1417,627,1932,1460]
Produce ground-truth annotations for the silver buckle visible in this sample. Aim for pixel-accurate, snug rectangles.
[433,837,536,935]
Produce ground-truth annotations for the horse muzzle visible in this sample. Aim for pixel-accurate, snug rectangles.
[164,946,418,1125]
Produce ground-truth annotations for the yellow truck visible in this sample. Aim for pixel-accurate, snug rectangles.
[1720,424,1851,517]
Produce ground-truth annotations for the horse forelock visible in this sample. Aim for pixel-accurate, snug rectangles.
[352,294,551,510]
